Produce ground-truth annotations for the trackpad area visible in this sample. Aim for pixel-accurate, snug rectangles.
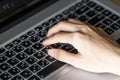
[58,68,120,80]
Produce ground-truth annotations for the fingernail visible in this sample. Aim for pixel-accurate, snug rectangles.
[48,49,55,57]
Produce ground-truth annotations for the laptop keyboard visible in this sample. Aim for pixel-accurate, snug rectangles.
[0,0,120,80]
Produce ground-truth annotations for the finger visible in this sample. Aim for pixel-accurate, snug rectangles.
[47,21,84,37]
[43,32,73,46]
[48,49,82,67]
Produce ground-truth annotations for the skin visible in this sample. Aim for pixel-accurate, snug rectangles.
[42,19,120,76]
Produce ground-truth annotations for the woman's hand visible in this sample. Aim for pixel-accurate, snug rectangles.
[42,19,120,75]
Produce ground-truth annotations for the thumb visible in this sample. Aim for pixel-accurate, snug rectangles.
[48,49,81,67]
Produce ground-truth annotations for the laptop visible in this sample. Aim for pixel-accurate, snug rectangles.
[0,0,120,80]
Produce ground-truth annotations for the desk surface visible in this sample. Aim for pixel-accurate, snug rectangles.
[111,0,120,5]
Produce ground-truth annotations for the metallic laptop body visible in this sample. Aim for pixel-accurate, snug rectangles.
[0,0,120,80]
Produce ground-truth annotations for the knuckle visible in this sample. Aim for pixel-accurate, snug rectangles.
[57,21,67,26]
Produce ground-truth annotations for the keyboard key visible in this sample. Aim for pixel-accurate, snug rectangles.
[35,26,43,32]
[21,40,32,47]
[11,75,24,80]
[104,28,114,35]
[110,23,120,30]
[75,2,83,7]
[49,18,56,24]
[27,30,36,36]
[13,39,21,45]
[69,6,77,11]
[88,14,105,25]
[29,35,40,43]
[28,75,41,80]
[24,47,36,55]
[17,61,29,70]
[81,0,89,3]
[0,63,10,71]
[32,43,44,50]
[55,14,63,20]
[0,72,12,80]
[0,55,7,63]
[95,5,104,11]
[110,14,119,21]
[87,1,97,7]
[12,45,24,53]
[20,34,28,40]
[20,69,32,78]
[78,15,89,22]
[75,5,89,15]
[86,10,97,17]
[5,43,14,49]
[37,59,49,67]
[7,57,19,66]
[95,23,106,29]
[46,56,55,62]
[103,19,112,26]
[62,10,70,15]
[118,20,120,24]
[102,9,112,16]
[0,48,6,54]
[8,67,20,75]
[29,64,41,73]
[70,49,78,54]
[25,56,37,64]
[42,22,49,27]
[37,61,64,78]
[37,30,47,38]
[16,52,28,60]
[34,51,46,59]
[61,44,74,52]
[4,50,16,58]
[67,13,78,18]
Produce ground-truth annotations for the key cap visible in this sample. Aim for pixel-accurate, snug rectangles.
[110,23,120,30]
[13,39,21,45]
[45,56,55,62]
[86,10,97,17]
[8,67,20,75]
[0,72,12,80]
[75,2,83,7]
[27,30,35,36]
[0,55,7,63]
[78,15,89,22]
[87,1,97,7]
[49,18,56,24]
[103,19,112,26]
[20,69,32,78]
[37,59,49,67]
[95,23,106,29]
[0,48,6,54]
[67,13,78,18]
[37,30,47,38]
[35,26,43,32]
[55,14,63,20]
[69,6,77,11]
[16,52,28,60]
[25,56,37,64]
[104,28,114,35]
[17,61,29,70]
[0,63,10,71]
[5,43,14,49]
[42,22,49,27]
[12,45,24,53]
[4,50,16,58]
[29,35,40,43]
[110,14,119,21]
[29,64,41,73]
[21,40,32,48]
[34,51,46,59]
[102,9,112,16]
[88,14,105,25]
[20,34,28,40]
[95,5,104,11]
[75,5,89,15]
[62,10,70,15]
[11,75,24,80]
[32,43,44,50]
[37,61,64,78]
[7,57,19,66]
[28,75,41,80]
[24,47,36,55]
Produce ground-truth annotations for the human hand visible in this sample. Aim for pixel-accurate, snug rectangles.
[42,19,120,75]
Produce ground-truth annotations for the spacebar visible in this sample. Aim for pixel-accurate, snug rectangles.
[37,61,65,78]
